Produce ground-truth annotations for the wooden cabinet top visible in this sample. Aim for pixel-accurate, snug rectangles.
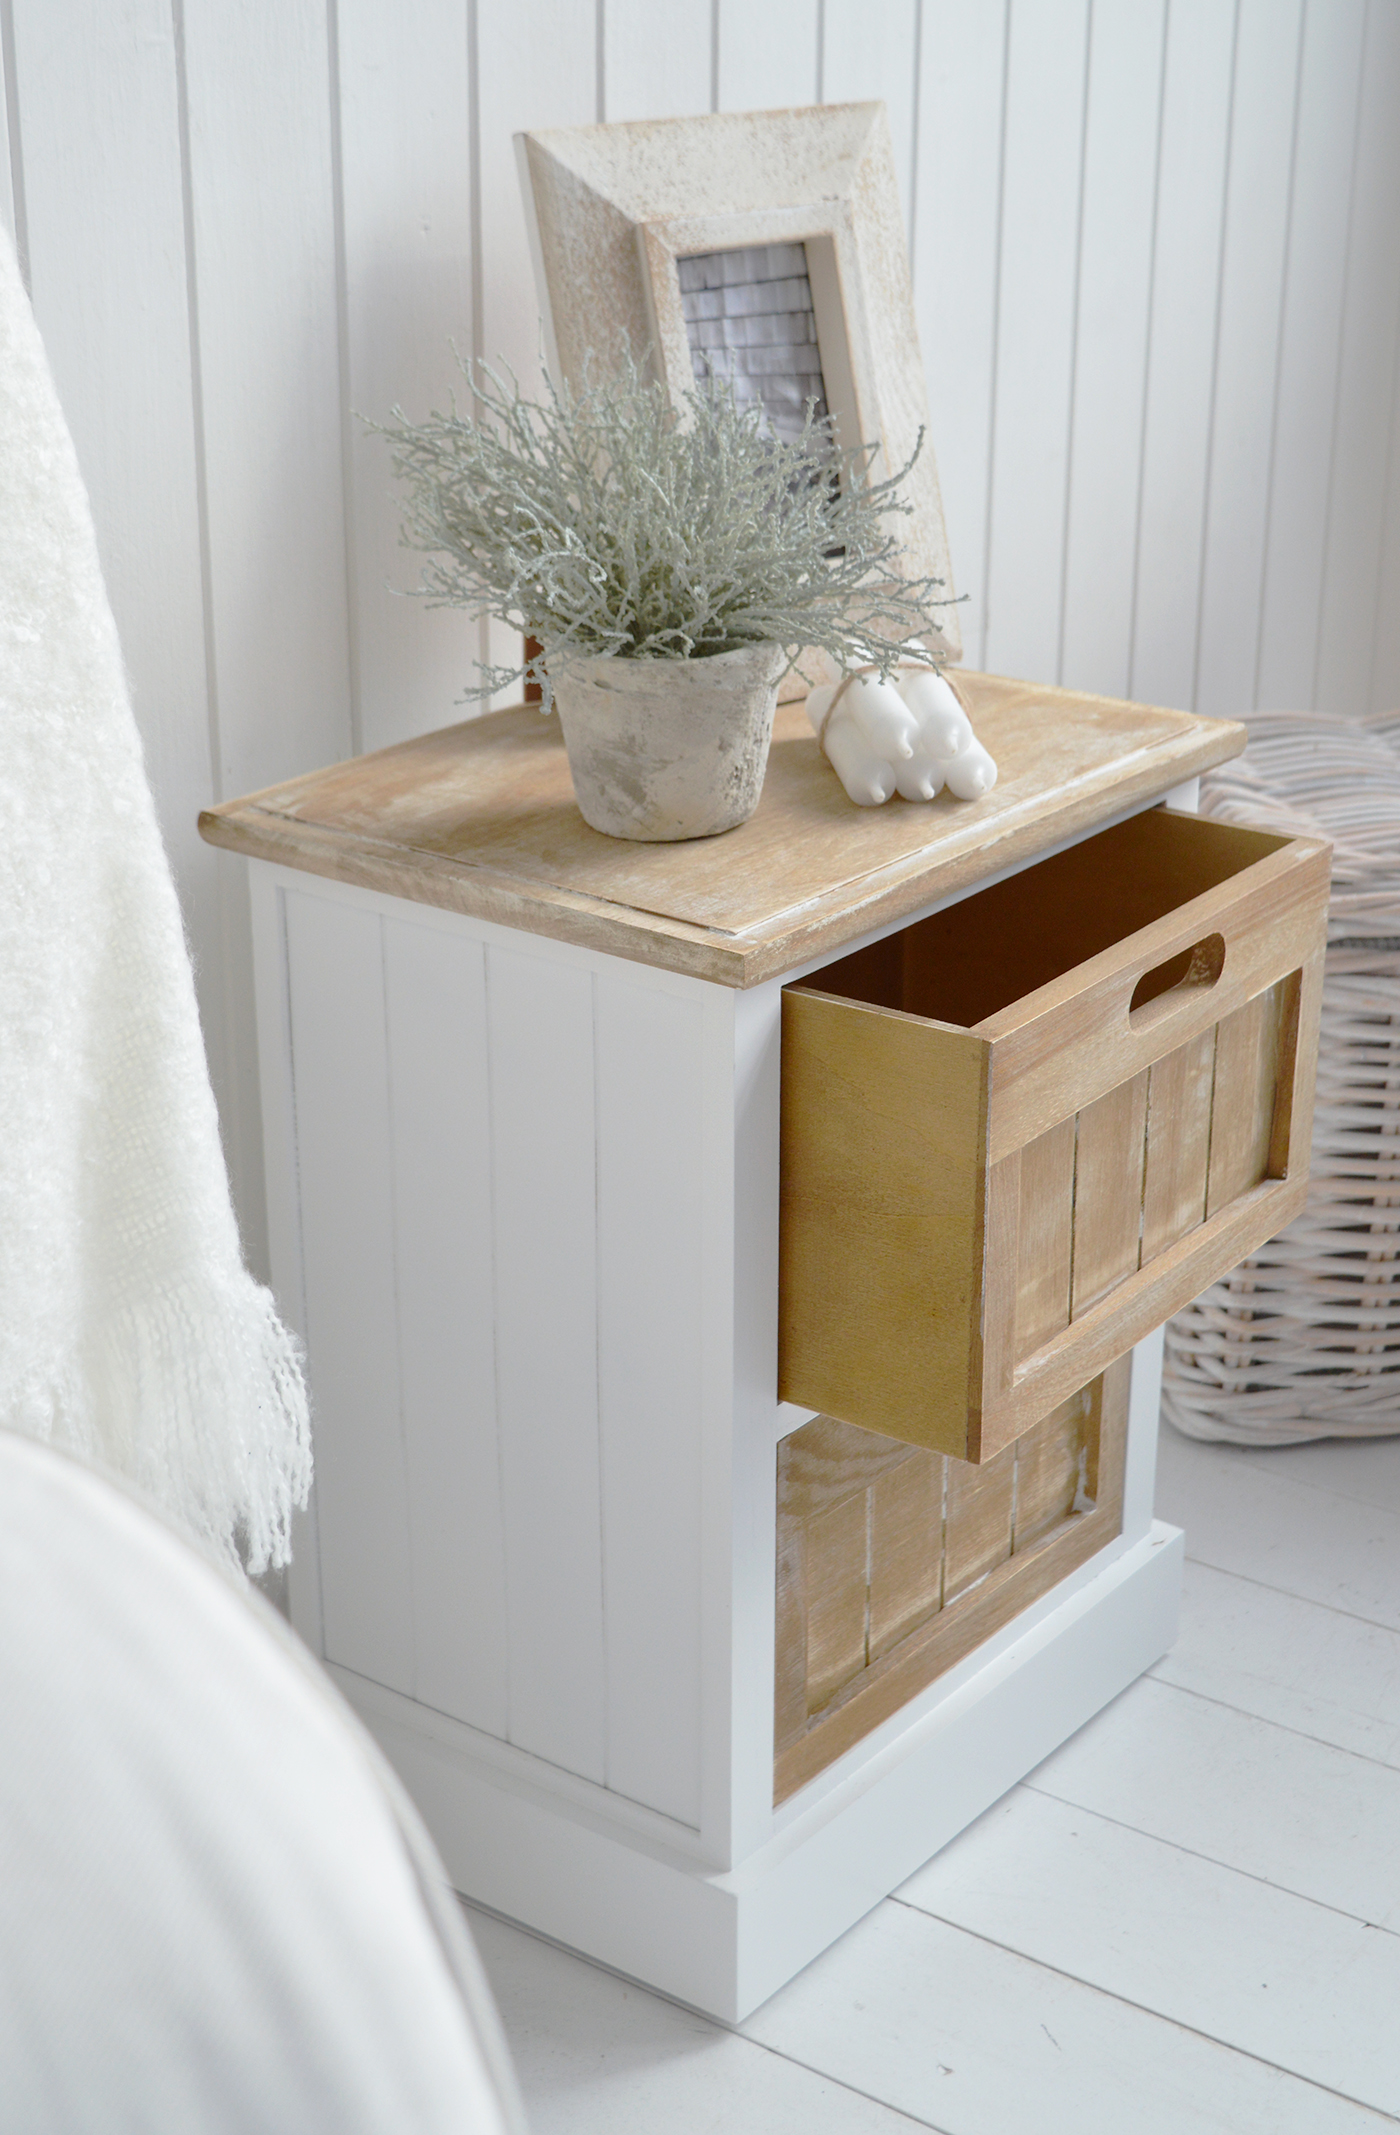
[198,672,1244,988]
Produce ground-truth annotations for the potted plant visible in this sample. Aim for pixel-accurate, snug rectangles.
[376,356,952,841]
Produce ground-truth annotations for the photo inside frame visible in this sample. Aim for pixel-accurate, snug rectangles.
[677,243,829,443]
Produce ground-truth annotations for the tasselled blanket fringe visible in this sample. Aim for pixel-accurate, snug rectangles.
[806,659,998,807]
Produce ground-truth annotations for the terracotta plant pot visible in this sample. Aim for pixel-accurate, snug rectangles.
[550,641,787,841]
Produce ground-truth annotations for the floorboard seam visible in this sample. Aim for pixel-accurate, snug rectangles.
[1176,1549,1400,1636]
[463,1899,951,2131]
[731,2035,952,2135]
[1009,1778,1400,1937]
[1134,1667,1400,1778]
[885,1899,1398,2122]
[1179,1443,1400,1520]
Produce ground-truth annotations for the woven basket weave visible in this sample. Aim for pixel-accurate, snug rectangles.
[1162,707,1400,1446]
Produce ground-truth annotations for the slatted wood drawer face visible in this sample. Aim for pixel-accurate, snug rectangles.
[774,1362,1129,1803]
[779,809,1330,1461]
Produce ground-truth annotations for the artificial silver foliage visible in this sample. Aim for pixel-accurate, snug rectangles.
[372,354,955,708]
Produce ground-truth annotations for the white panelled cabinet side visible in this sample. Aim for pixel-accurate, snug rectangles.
[202,670,1329,2021]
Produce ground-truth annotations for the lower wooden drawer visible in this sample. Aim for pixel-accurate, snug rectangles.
[773,1361,1129,1803]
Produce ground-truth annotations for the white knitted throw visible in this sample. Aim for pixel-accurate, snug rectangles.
[0,229,310,1573]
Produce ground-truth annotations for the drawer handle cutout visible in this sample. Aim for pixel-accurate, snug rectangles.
[1129,933,1226,1025]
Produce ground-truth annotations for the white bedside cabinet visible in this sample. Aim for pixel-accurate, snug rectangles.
[202,670,1326,2019]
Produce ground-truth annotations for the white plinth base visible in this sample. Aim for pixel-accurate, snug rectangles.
[333,1522,1182,2022]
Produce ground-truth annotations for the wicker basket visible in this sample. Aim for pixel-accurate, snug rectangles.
[1162,707,1400,1445]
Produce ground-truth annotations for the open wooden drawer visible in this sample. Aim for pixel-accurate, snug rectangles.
[778,807,1330,1461]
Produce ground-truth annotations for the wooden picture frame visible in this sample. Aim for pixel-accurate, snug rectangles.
[515,103,961,665]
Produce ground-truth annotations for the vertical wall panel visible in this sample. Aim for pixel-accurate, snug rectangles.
[383,917,509,1739]
[821,0,919,236]
[182,0,356,1282]
[717,0,818,112]
[182,0,352,800]
[605,0,713,123]
[1059,0,1165,700]
[11,0,207,842]
[595,975,706,1826]
[9,0,226,1171]
[1129,0,1237,709]
[1371,350,1400,715]
[487,945,606,1783]
[1314,0,1400,720]
[0,16,17,248]
[982,0,1090,684]
[476,0,599,396]
[913,2,1007,665]
[1254,0,1367,709]
[285,890,414,1693]
[336,0,478,756]
[1193,0,1303,718]
[476,0,598,707]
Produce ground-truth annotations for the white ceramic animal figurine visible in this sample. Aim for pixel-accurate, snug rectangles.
[891,667,999,802]
[803,671,917,805]
[806,662,998,808]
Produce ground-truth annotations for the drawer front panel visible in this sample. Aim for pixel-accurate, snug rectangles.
[1012,976,1293,1372]
[773,1362,1129,1804]
[1140,1027,1216,1255]
[779,814,1330,1460]
[978,830,1329,1161]
[986,965,1316,1455]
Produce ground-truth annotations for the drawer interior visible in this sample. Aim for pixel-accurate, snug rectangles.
[809,809,1289,1030]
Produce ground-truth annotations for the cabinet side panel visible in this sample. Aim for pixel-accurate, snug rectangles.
[284,891,413,1691]
[382,917,509,1738]
[487,945,606,1783]
[595,975,705,1827]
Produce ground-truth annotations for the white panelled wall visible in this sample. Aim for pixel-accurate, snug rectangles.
[4,0,1399,1273]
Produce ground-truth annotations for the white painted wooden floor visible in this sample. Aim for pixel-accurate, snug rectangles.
[465,1424,1400,2133]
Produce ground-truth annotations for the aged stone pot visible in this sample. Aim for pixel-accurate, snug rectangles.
[550,641,787,841]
